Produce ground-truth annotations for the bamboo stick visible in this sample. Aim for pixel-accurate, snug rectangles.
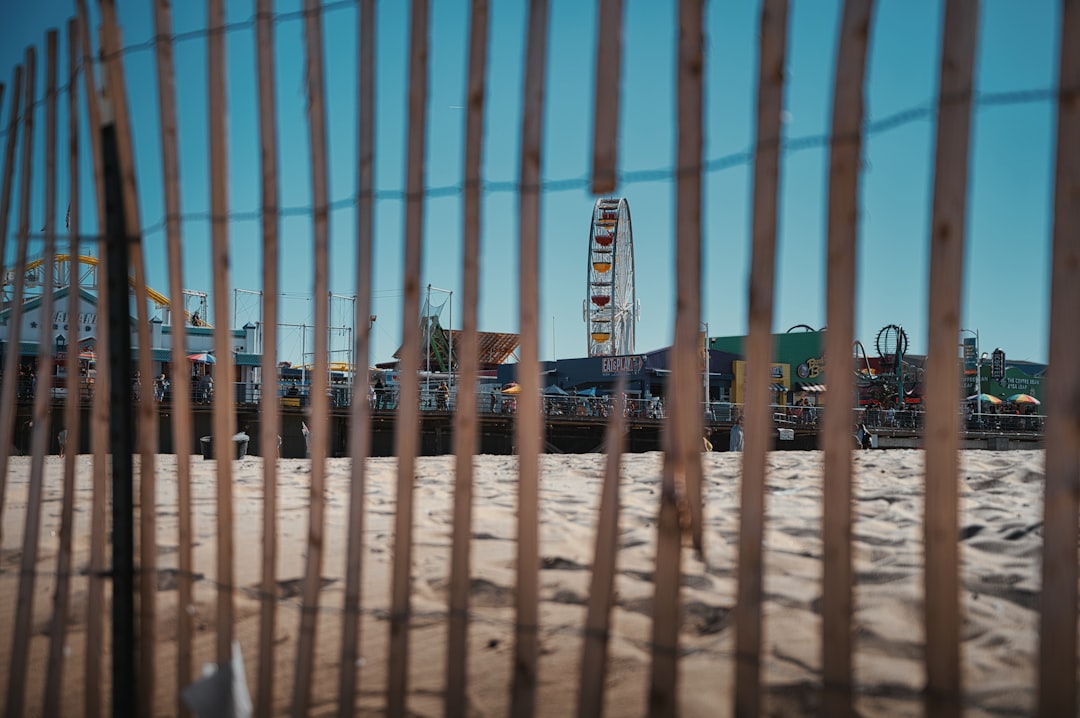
[291,0,333,713]
[923,2,979,716]
[75,2,112,713]
[590,0,623,195]
[9,35,54,718]
[339,1,376,715]
[649,2,703,714]
[510,1,549,716]
[151,1,196,712]
[577,382,627,718]
[203,0,238,674]
[445,1,487,715]
[251,0,282,714]
[820,2,872,716]
[734,5,789,715]
[97,4,160,711]
[43,19,84,717]
[0,63,23,553]
[386,1,430,714]
[1038,0,1080,714]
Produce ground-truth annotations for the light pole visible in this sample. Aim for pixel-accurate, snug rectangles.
[961,328,980,422]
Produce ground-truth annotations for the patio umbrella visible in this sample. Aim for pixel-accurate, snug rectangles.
[501,382,521,395]
[543,384,569,395]
[1007,393,1040,405]
[965,393,1002,405]
[78,351,96,361]
[187,352,216,364]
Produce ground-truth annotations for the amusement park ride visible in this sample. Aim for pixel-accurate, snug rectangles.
[2,252,210,327]
[583,197,638,357]
[854,323,921,407]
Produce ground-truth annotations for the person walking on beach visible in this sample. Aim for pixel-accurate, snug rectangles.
[729,416,744,452]
[57,427,67,458]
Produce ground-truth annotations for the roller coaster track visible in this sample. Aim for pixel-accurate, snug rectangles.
[5,254,210,326]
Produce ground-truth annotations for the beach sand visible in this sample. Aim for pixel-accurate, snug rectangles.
[0,449,1046,716]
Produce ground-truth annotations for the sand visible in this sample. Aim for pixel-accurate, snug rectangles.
[0,449,1047,716]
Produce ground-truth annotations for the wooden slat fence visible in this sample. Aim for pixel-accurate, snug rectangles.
[0,1,1076,716]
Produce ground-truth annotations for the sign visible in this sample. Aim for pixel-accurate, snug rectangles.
[991,348,1005,381]
[600,354,644,375]
[962,337,977,372]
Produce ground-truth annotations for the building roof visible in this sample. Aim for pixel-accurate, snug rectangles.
[382,329,520,370]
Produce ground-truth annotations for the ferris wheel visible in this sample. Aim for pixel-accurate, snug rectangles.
[583,197,637,357]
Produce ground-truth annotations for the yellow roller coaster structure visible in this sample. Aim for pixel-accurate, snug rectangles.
[4,254,210,326]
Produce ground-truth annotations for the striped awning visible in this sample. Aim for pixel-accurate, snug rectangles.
[797,382,827,392]
[769,383,787,392]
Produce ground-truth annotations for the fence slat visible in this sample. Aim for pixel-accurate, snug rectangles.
[590,0,623,195]
[99,4,161,711]
[339,2,376,714]
[649,2,704,715]
[735,5,789,717]
[38,26,62,712]
[821,2,873,716]
[1,45,36,718]
[923,3,979,717]
[445,0,487,715]
[150,1,196,712]
[577,383,626,718]
[0,63,23,552]
[204,0,238,671]
[74,3,111,714]
[292,0,333,713]
[510,2,549,716]
[387,1,430,714]
[43,19,83,717]
[251,0,282,714]
[1039,0,1080,713]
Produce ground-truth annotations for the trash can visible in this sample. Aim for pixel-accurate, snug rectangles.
[200,434,249,460]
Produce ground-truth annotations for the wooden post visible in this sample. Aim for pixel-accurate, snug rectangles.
[445,1,487,716]
[97,3,160,710]
[0,45,34,717]
[0,63,23,551]
[923,2,979,716]
[7,36,52,718]
[735,5,789,717]
[75,2,112,714]
[386,1,430,714]
[590,0,623,195]
[206,0,238,672]
[511,2,549,716]
[1039,0,1080,713]
[649,2,703,714]
[577,382,626,717]
[150,1,197,712]
[251,0,282,714]
[339,2,376,714]
[292,0,334,713]
[43,19,84,717]
[821,2,873,716]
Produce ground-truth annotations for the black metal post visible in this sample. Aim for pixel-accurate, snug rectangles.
[101,121,136,717]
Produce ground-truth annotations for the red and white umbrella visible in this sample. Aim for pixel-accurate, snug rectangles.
[187,352,216,364]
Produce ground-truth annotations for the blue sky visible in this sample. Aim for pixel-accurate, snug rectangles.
[0,1,1062,366]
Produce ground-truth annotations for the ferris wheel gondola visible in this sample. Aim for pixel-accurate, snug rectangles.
[583,197,637,357]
